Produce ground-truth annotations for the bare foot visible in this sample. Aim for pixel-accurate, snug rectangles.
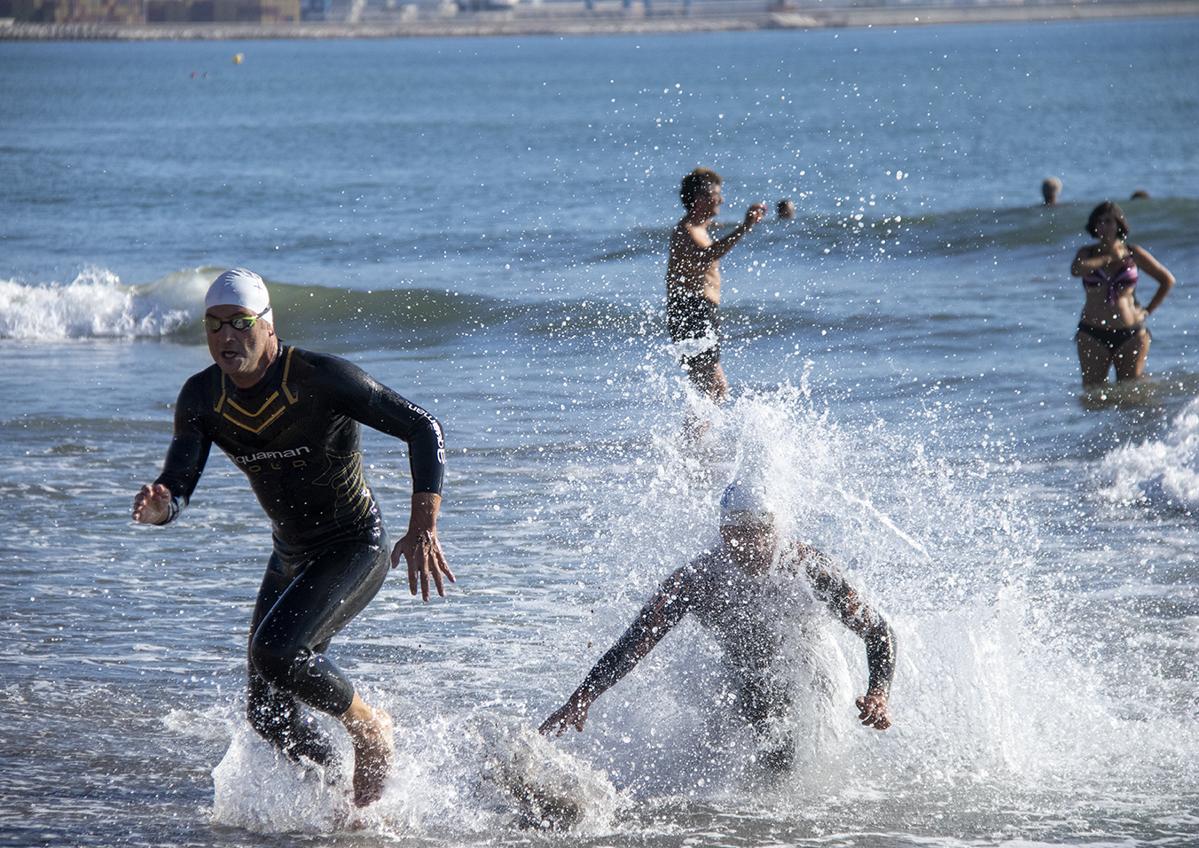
[347,707,393,807]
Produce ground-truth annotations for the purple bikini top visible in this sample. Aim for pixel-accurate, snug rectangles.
[1083,261,1138,305]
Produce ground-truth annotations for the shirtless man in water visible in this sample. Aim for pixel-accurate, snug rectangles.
[541,482,895,771]
[666,168,767,402]
[131,268,452,807]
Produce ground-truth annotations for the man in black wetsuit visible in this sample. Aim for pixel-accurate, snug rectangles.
[540,482,895,771]
[131,268,451,807]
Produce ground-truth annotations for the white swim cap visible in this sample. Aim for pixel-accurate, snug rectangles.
[205,268,272,322]
[719,482,774,527]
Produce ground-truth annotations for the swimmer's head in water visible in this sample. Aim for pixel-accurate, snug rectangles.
[720,482,777,573]
[719,481,773,526]
[1041,176,1062,206]
[1086,200,1130,241]
[680,167,722,214]
[204,268,277,382]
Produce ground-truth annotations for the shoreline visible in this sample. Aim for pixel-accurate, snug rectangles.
[1,1,1197,40]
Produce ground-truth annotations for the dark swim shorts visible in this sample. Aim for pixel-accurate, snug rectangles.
[666,290,720,372]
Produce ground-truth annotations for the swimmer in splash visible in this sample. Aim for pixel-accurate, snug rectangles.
[540,482,895,771]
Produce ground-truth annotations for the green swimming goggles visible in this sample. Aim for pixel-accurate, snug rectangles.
[203,306,270,333]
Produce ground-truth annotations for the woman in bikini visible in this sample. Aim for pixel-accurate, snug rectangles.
[1071,201,1175,387]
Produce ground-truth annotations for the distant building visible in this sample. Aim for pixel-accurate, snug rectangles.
[145,0,299,21]
[2,0,144,22]
[300,0,329,19]
[2,0,298,20]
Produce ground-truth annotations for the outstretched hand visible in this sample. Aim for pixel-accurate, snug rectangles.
[131,483,172,525]
[538,691,591,737]
[745,203,767,228]
[391,493,454,601]
[855,690,891,731]
[393,527,454,601]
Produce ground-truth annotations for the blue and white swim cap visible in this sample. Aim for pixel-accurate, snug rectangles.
[719,482,774,527]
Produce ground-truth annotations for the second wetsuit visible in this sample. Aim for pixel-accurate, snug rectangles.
[580,544,895,759]
[154,344,445,764]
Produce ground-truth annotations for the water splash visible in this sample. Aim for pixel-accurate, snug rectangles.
[204,701,621,837]
[1099,396,1199,509]
[545,378,1198,820]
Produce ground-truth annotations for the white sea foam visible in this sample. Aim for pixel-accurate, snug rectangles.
[162,704,237,744]
[1099,396,1199,508]
[211,725,354,834]
[0,267,211,340]
[206,703,622,837]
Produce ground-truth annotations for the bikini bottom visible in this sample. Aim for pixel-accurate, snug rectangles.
[1077,322,1149,353]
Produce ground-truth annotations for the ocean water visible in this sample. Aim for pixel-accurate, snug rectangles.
[2,18,1199,847]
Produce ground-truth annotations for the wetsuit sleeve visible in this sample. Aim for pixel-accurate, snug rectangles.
[799,546,897,695]
[317,355,446,495]
[580,566,695,698]
[152,376,213,524]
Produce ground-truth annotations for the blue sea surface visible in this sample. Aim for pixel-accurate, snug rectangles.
[1,19,1198,846]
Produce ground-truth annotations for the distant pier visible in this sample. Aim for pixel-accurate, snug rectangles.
[2,0,1197,39]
